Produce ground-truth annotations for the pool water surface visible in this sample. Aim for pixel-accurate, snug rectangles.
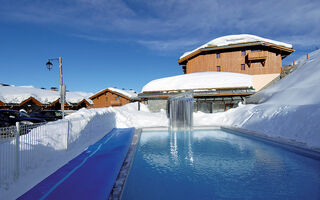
[122,129,320,200]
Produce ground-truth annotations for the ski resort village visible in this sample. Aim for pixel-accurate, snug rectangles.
[1,1,320,200]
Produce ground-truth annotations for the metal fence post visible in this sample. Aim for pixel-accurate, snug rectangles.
[66,120,70,151]
[14,122,20,180]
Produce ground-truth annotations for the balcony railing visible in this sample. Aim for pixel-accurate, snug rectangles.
[110,100,121,106]
[247,51,268,61]
[246,51,268,66]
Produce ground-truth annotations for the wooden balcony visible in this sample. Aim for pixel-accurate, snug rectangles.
[247,51,268,61]
[110,100,121,106]
[246,51,268,67]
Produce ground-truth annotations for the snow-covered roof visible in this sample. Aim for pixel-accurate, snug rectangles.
[90,88,138,99]
[180,34,293,60]
[108,88,138,99]
[0,85,93,105]
[142,72,253,92]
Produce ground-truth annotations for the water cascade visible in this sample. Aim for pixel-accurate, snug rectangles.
[168,92,194,130]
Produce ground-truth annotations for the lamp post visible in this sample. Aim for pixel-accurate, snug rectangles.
[46,57,65,119]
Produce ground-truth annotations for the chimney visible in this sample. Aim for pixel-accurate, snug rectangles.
[307,53,309,59]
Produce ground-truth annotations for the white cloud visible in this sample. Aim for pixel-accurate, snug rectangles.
[1,0,319,52]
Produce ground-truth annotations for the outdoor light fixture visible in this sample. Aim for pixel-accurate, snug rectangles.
[45,57,66,119]
[46,60,53,70]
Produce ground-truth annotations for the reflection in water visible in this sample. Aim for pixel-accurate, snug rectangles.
[169,130,194,166]
[123,129,320,200]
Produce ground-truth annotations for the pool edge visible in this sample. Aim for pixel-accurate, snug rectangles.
[221,125,320,160]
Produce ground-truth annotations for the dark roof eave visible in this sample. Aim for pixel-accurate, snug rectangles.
[178,41,294,64]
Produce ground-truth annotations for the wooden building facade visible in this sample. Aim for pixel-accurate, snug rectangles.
[178,42,294,76]
[0,97,92,112]
[140,35,294,113]
[90,88,139,108]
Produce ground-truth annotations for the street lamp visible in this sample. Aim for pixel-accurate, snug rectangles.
[46,57,66,119]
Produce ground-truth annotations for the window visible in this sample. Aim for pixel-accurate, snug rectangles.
[241,50,246,56]
[217,66,221,72]
[216,53,220,59]
[115,97,121,101]
[251,49,261,52]
[241,64,245,70]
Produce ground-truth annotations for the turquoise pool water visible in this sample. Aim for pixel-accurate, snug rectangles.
[122,129,320,200]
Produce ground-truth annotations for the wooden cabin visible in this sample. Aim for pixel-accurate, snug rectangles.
[19,97,43,112]
[0,100,5,109]
[90,88,139,108]
[178,35,294,91]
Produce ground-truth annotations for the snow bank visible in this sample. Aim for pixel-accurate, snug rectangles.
[0,103,167,199]
[0,85,93,104]
[142,72,253,92]
[195,49,320,150]
[180,34,293,59]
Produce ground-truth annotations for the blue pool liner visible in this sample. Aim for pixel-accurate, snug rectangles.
[18,128,135,200]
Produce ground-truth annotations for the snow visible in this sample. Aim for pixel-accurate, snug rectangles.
[0,103,167,199]
[180,34,293,59]
[91,87,138,99]
[194,49,320,150]
[1,49,319,199]
[142,72,253,92]
[107,88,138,99]
[0,85,93,105]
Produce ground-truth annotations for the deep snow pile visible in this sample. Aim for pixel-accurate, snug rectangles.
[0,85,93,104]
[142,72,253,92]
[180,34,292,59]
[194,49,320,150]
[0,103,167,199]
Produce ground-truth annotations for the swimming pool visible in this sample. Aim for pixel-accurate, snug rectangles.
[121,129,320,200]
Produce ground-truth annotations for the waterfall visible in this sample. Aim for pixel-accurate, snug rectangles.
[168,92,194,130]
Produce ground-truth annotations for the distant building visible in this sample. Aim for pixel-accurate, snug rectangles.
[0,85,93,112]
[89,88,139,108]
[140,34,294,113]
[139,72,255,112]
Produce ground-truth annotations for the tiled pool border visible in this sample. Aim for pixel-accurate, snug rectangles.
[109,125,320,199]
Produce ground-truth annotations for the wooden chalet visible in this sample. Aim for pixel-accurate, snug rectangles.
[178,34,294,91]
[19,97,43,112]
[139,35,294,113]
[90,88,139,108]
[0,100,5,108]
[0,85,93,112]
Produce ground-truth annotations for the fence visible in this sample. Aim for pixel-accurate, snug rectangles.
[0,112,115,189]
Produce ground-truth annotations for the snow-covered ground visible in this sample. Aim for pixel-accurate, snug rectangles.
[1,50,319,199]
[194,49,320,150]
[0,103,167,199]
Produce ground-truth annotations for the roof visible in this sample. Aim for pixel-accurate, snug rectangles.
[90,88,138,100]
[141,72,253,93]
[0,85,93,105]
[178,34,294,64]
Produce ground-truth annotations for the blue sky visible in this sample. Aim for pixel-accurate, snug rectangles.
[1,0,320,93]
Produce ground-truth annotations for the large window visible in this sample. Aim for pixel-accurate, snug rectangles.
[241,64,245,70]
[217,66,221,72]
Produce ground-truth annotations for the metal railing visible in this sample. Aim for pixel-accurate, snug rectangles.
[0,111,115,188]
